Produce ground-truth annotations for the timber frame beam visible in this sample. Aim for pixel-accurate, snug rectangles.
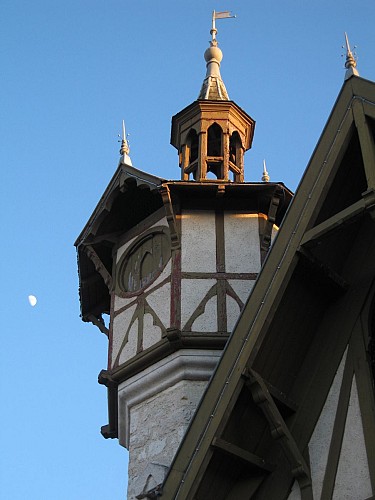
[352,97,375,190]
[300,198,365,248]
[297,247,348,294]
[244,369,312,494]
[211,437,275,472]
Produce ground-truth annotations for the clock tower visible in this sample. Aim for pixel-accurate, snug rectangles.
[75,19,292,499]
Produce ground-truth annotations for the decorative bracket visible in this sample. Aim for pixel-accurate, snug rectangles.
[84,245,113,290]
[259,189,282,263]
[245,369,312,493]
[86,313,109,337]
[159,185,180,250]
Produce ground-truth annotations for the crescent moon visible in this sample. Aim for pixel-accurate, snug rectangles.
[28,295,37,307]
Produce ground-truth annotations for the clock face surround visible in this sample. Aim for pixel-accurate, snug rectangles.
[116,226,171,297]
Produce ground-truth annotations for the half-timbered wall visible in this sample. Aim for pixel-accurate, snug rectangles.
[111,208,278,371]
[111,213,171,369]
[180,209,275,335]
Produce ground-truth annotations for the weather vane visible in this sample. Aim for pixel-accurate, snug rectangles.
[211,10,236,43]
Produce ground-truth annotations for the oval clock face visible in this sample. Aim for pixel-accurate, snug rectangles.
[116,227,171,296]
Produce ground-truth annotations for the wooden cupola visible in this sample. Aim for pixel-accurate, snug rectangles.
[170,32,255,182]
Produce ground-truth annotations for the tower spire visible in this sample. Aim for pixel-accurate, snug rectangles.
[198,11,235,100]
[344,32,359,81]
[119,119,132,166]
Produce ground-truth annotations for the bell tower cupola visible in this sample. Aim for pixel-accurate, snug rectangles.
[171,12,255,182]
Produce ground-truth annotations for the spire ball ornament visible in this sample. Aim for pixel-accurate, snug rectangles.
[198,10,235,101]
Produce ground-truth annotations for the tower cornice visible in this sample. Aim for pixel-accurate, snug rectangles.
[171,99,255,150]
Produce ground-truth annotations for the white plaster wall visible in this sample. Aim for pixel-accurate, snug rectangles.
[309,350,346,500]
[146,282,171,329]
[181,210,216,273]
[118,318,138,365]
[111,304,137,365]
[181,278,216,329]
[142,313,162,350]
[228,279,256,305]
[114,294,136,312]
[224,213,261,273]
[333,375,372,500]
[192,294,217,332]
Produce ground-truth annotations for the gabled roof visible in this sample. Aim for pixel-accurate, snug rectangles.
[161,75,375,498]
[75,163,165,322]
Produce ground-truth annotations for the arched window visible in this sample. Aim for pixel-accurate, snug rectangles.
[229,132,242,166]
[116,227,171,296]
[187,129,199,164]
[229,131,244,181]
[207,123,222,157]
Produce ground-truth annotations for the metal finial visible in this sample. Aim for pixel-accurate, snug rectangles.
[262,159,270,182]
[343,32,359,80]
[120,120,130,156]
[119,120,132,165]
[211,10,218,43]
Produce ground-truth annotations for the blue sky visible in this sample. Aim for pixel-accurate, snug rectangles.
[1,1,374,499]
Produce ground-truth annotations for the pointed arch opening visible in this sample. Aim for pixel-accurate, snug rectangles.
[207,123,222,156]
[207,123,223,179]
[229,131,244,182]
[188,129,199,165]
[181,129,199,180]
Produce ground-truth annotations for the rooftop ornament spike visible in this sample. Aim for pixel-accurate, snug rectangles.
[119,120,132,166]
[198,10,235,101]
[262,159,270,182]
[344,32,359,81]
